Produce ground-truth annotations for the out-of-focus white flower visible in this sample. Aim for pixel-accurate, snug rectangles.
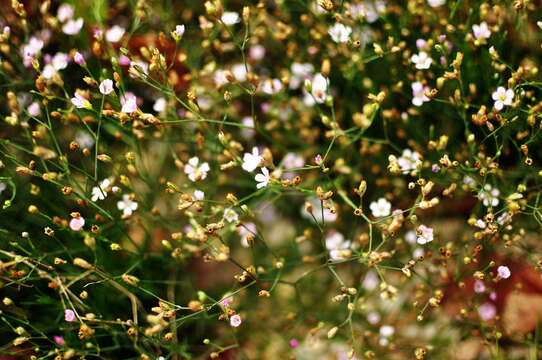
[239,222,256,247]
[173,25,185,38]
[232,63,249,82]
[411,81,430,107]
[478,302,496,321]
[249,45,266,61]
[117,194,138,216]
[325,232,352,260]
[242,147,262,172]
[229,314,242,327]
[184,157,210,182]
[241,116,256,139]
[310,73,328,104]
[121,94,138,113]
[261,78,283,95]
[411,51,432,69]
[363,271,379,290]
[290,63,314,89]
[472,22,491,41]
[153,97,167,113]
[497,265,511,279]
[427,0,446,7]
[69,216,85,231]
[328,23,352,43]
[105,25,125,43]
[221,12,240,25]
[194,190,205,201]
[27,102,41,117]
[370,198,391,217]
[57,4,74,23]
[71,93,91,109]
[224,208,239,223]
[99,79,114,95]
[492,87,514,111]
[478,184,500,207]
[255,167,270,189]
[62,18,84,35]
[397,148,421,173]
[416,225,434,244]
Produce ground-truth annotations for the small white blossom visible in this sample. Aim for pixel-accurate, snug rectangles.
[411,82,430,107]
[224,208,239,223]
[416,225,434,244]
[472,22,491,41]
[121,94,138,113]
[397,149,421,173]
[99,79,114,95]
[328,23,352,43]
[193,190,205,201]
[411,51,433,69]
[370,198,391,218]
[255,167,270,189]
[184,157,210,182]
[242,147,262,172]
[325,232,352,260]
[91,179,111,201]
[479,184,500,207]
[71,93,91,109]
[492,86,514,111]
[57,4,74,23]
[221,12,240,25]
[310,73,329,104]
[229,314,242,327]
[427,0,446,7]
[117,194,138,217]
[62,18,84,35]
[105,25,125,43]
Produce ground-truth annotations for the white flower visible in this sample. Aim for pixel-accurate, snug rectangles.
[91,179,111,201]
[242,147,262,172]
[379,325,395,338]
[260,78,283,95]
[221,12,240,25]
[325,232,352,260]
[411,82,430,107]
[362,271,379,290]
[184,157,210,182]
[27,102,41,117]
[105,25,125,43]
[255,167,270,189]
[497,265,511,279]
[75,131,95,148]
[0,182,6,194]
[290,62,314,89]
[397,148,421,173]
[214,70,229,87]
[224,208,239,223]
[249,45,266,61]
[239,222,256,248]
[194,190,205,201]
[283,152,305,170]
[22,37,43,61]
[117,194,138,216]
[411,51,432,69]
[229,314,242,327]
[311,73,328,104]
[52,52,69,70]
[478,184,500,207]
[71,93,91,109]
[62,18,84,35]
[492,86,514,111]
[416,225,434,244]
[472,22,491,41]
[99,79,114,95]
[57,4,74,23]
[328,23,352,43]
[121,94,138,113]
[427,0,446,7]
[153,97,167,113]
[370,198,391,217]
[301,197,337,223]
[241,116,256,139]
[232,63,249,82]
[174,24,185,37]
[69,216,85,231]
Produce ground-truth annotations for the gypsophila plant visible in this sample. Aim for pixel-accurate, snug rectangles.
[1,0,542,359]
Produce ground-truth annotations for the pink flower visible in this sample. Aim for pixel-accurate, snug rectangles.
[473,280,486,293]
[478,302,496,321]
[497,265,511,279]
[73,52,85,65]
[99,79,114,95]
[69,216,85,231]
[229,314,242,327]
[289,338,299,349]
[105,25,125,43]
[71,93,91,109]
[53,335,65,346]
[64,309,76,322]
